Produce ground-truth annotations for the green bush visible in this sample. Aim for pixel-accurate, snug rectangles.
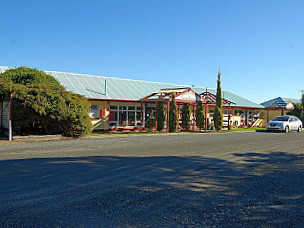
[169,94,179,132]
[146,109,155,132]
[156,101,165,131]
[195,103,205,131]
[181,103,191,130]
[0,67,92,137]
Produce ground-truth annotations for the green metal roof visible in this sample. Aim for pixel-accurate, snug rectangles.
[0,66,263,108]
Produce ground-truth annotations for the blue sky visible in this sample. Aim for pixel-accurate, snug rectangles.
[1,0,303,103]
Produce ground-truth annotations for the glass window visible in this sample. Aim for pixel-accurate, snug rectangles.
[136,107,141,111]
[136,111,141,122]
[109,111,117,121]
[91,105,98,110]
[90,105,99,118]
[119,106,127,110]
[128,106,135,110]
[128,110,135,126]
[273,116,289,121]
[119,108,127,126]
[110,106,117,110]
[235,110,241,116]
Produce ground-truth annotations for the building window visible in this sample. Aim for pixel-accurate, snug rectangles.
[119,106,127,127]
[248,111,253,124]
[90,105,99,118]
[136,108,141,127]
[128,106,135,126]
[108,105,144,128]
[235,110,241,116]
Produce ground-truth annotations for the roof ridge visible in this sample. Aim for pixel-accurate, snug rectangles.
[43,69,218,91]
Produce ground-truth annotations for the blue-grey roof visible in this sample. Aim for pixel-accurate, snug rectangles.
[261,97,301,108]
[0,66,263,108]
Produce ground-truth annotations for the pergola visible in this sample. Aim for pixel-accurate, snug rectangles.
[265,100,294,122]
[140,87,207,132]
[200,90,236,130]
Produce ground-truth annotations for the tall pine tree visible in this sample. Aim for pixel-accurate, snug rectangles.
[213,71,223,131]
[195,103,205,131]
[156,101,165,131]
[169,94,179,132]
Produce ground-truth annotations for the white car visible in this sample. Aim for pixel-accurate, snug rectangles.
[267,115,302,133]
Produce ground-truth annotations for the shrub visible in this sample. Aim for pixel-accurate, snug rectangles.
[146,109,155,132]
[181,103,191,130]
[169,94,179,132]
[156,101,165,131]
[195,103,205,131]
[0,67,92,137]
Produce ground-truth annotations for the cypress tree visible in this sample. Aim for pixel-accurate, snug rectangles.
[213,71,223,131]
[169,94,179,132]
[181,103,191,130]
[146,109,155,132]
[156,101,165,131]
[195,103,205,131]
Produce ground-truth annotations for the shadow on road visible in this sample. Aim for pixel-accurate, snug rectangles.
[1,152,304,227]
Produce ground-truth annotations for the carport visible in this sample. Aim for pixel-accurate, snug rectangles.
[265,100,294,122]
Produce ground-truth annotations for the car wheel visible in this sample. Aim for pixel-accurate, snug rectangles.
[298,126,302,132]
[285,126,289,133]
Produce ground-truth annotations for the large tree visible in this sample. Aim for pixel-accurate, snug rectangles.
[213,71,223,131]
[156,101,165,131]
[0,67,92,137]
[181,103,191,130]
[195,103,205,131]
[169,94,179,132]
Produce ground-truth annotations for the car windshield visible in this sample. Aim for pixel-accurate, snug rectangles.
[273,116,289,121]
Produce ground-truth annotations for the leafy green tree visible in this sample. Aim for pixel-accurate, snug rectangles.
[0,67,92,137]
[213,71,223,131]
[169,94,179,132]
[195,103,205,131]
[181,103,191,130]
[156,101,165,131]
[146,109,155,132]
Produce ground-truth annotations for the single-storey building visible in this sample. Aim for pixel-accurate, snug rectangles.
[0,66,265,132]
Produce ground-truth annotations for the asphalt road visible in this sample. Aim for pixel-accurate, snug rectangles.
[1,132,304,227]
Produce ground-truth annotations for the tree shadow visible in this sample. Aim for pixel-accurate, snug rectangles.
[1,152,304,227]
